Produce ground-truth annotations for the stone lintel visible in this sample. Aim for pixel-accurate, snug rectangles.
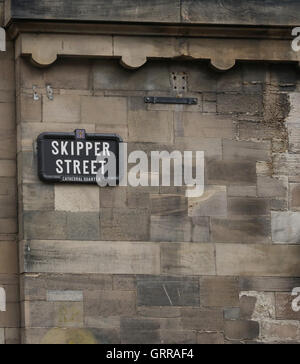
[15,32,300,71]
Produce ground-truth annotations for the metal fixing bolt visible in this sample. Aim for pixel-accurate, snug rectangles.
[33,86,40,101]
[46,85,54,100]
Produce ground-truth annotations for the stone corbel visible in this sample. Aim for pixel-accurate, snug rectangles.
[16,33,300,71]
[0,27,6,51]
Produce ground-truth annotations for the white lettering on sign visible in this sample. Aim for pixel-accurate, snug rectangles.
[292,287,300,313]
[51,140,112,175]
[0,287,6,312]
[51,141,111,157]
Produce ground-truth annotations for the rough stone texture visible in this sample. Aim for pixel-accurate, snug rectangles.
[181,308,223,331]
[271,212,300,243]
[211,217,271,243]
[11,33,300,344]
[200,277,240,308]
[137,276,199,307]
[55,185,99,212]
[224,320,260,341]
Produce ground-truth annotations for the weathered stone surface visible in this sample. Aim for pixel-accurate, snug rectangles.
[223,139,271,162]
[22,327,101,344]
[218,94,263,115]
[275,293,300,320]
[20,93,42,123]
[85,290,136,318]
[224,320,259,341]
[0,103,15,131]
[101,208,149,241]
[127,188,150,209]
[23,211,68,240]
[260,321,300,343]
[224,308,240,320]
[23,301,83,328]
[288,123,300,153]
[100,188,127,209]
[161,243,215,275]
[137,276,199,307]
[0,160,16,178]
[89,328,120,344]
[129,110,173,144]
[0,195,16,218]
[200,277,239,308]
[43,95,81,123]
[138,306,181,319]
[239,296,257,320]
[207,160,256,185]
[21,273,113,301]
[0,132,16,160]
[94,60,170,91]
[81,96,127,125]
[183,113,233,138]
[44,59,91,90]
[211,217,270,243]
[120,318,161,344]
[240,277,300,292]
[55,185,99,212]
[84,316,120,330]
[22,240,161,275]
[257,176,287,198]
[151,216,191,242]
[63,218,93,248]
[188,186,227,217]
[0,303,19,328]
[175,137,222,159]
[197,332,224,344]
[4,328,20,344]
[0,219,17,234]
[192,217,210,243]
[228,198,269,216]
[216,244,300,277]
[181,0,300,26]
[271,211,300,243]
[46,290,83,302]
[161,330,197,344]
[181,308,223,331]
[22,184,54,211]
[0,242,18,274]
[289,183,300,211]
[151,195,187,216]
[9,0,181,23]
[19,151,40,184]
[113,275,136,291]
[273,153,300,177]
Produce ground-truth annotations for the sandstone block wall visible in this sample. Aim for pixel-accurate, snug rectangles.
[15,53,300,343]
[0,0,19,345]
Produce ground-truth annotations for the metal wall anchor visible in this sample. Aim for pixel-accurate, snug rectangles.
[46,85,54,100]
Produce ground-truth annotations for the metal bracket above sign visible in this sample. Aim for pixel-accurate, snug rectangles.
[144,97,198,105]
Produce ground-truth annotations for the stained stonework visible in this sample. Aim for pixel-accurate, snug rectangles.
[1,0,300,344]
[0,0,19,345]
[14,55,300,344]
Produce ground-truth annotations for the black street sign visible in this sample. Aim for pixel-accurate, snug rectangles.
[37,130,122,184]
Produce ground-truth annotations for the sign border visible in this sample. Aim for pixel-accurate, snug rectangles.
[37,131,123,184]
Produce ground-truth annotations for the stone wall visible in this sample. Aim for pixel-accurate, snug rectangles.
[0,0,19,345]
[16,52,300,343]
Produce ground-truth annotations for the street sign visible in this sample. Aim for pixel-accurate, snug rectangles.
[37,130,122,184]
